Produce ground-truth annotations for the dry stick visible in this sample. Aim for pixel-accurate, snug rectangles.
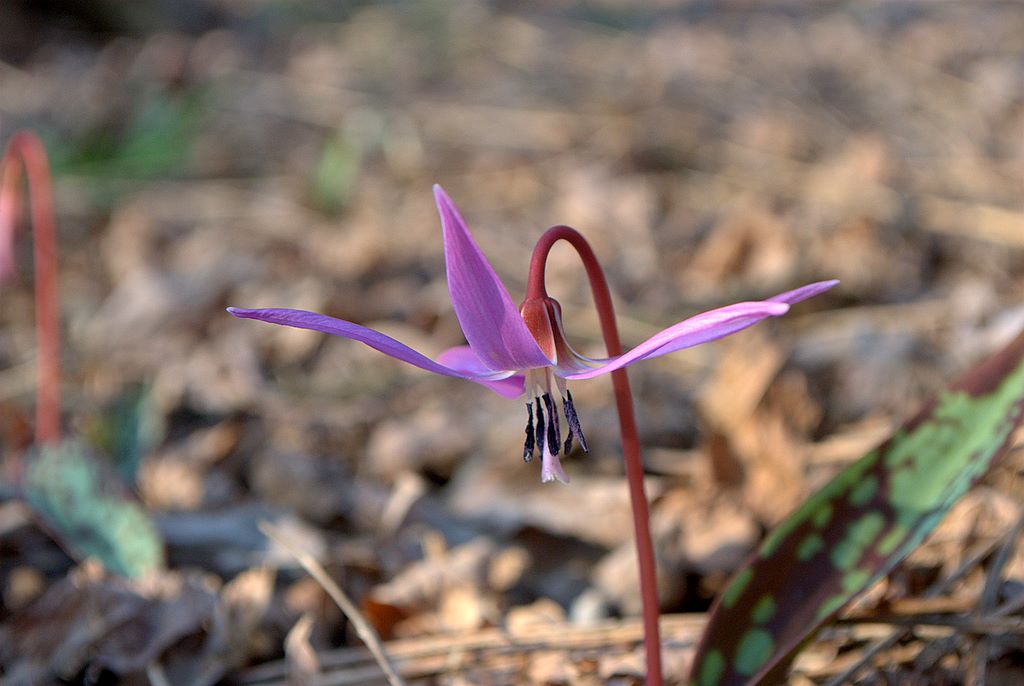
[979,513,1024,613]
[527,226,662,686]
[0,132,61,446]
[240,614,708,686]
[843,613,1024,636]
[969,513,1024,686]
[258,521,407,686]
[992,590,1024,618]
[822,536,1006,686]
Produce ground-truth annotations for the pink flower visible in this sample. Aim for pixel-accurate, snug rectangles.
[230,186,836,483]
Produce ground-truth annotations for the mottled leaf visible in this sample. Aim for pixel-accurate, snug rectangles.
[22,439,165,579]
[83,385,164,482]
[690,331,1024,686]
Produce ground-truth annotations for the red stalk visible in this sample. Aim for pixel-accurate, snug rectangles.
[0,132,61,445]
[527,226,663,686]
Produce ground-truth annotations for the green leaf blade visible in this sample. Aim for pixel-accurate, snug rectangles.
[689,331,1024,686]
[22,439,165,579]
[84,385,164,483]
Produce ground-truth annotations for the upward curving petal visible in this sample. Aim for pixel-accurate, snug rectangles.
[768,279,840,305]
[227,307,519,386]
[560,279,839,381]
[561,301,790,380]
[434,185,553,372]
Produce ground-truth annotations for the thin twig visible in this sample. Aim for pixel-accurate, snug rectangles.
[259,521,407,686]
[992,591,1024,618]
[980,513,1024,613]
[821,537,1004,686]
[967,645,989,686]
[239,613,707,685]
[840,613,1024,636]
[971,513,1024,686]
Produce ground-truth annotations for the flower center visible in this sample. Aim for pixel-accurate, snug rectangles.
[519,297,558,363]
[521,367,588,464]
[518,296,589,481]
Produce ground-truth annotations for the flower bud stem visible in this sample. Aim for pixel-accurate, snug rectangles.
[1,132,61,446]
[528,226,663,686]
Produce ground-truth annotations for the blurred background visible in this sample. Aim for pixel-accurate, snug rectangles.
[1,1,1023,684]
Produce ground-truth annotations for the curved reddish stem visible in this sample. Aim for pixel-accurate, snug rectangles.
[0,132,61,445]
[528,226,663,686]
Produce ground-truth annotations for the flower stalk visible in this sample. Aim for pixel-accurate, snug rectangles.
[0,131,61,446]
[526,225,663,686]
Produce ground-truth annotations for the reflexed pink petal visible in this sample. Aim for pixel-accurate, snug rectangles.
[434,185,553,371]
[437,346,526,398]
[561,301,791,380]
[768,279,839,305]
[561,280,838,381]
[227,307,519,386]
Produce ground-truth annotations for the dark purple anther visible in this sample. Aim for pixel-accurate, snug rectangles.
[523,401,535,462]
[534,396,546,454]
[542,392,560,456]
[563,389,588,453]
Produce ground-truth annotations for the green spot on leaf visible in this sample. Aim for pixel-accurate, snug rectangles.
[876,525,908,556]
[751,595,776,624]
[734,628,774,677]
[830,512,885,571]
[722,568,753,609]
[841,568,872,593]
[812,503,833,529]
[796,533,825,561]
[816,594,847,622]
[849,474,879,506]
[699,650,726,686]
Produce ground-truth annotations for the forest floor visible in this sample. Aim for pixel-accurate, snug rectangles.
[1,2,1023,684]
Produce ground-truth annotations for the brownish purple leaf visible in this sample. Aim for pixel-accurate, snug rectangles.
[690,331,1024,686]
